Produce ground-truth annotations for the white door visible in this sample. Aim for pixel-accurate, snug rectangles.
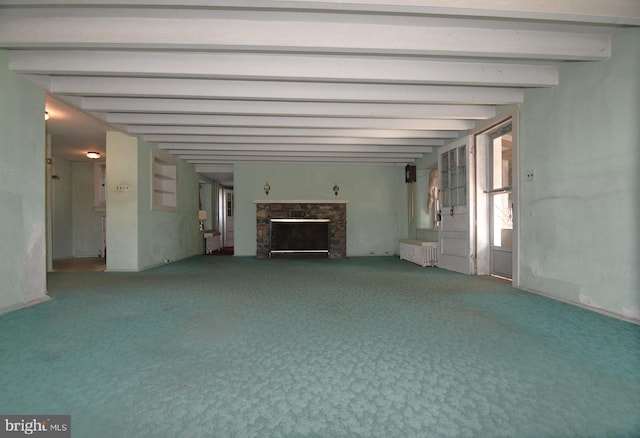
[438,136,473,274]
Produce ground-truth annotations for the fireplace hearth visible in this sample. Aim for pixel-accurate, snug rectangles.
[256,201,347,259]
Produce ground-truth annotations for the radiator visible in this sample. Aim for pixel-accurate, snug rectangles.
[425,243,439,267]
[399,239,439,267]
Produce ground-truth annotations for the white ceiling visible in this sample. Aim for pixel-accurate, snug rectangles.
[1,1,638,184]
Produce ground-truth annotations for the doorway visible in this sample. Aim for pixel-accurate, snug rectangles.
[474,118,517,281]
[488,124,513,278]
[218,186,234,249]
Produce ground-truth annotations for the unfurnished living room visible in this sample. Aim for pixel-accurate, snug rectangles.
[1,2,639,437]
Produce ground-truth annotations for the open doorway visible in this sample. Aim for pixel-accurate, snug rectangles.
[217,185,234,253]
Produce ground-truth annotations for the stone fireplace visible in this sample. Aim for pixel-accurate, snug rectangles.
[256,201,347,259]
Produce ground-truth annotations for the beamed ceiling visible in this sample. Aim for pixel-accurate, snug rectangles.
[1,1,638,183]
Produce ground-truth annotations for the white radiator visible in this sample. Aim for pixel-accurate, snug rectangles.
[399,239,439,267]
[425,243,439,267]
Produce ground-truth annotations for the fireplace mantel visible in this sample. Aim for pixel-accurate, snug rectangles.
[254,199,349,204]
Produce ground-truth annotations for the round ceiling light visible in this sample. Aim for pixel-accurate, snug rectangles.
[86,152,101,159]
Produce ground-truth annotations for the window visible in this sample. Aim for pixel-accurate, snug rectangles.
[226,192,234,217]
[441,145,466,208]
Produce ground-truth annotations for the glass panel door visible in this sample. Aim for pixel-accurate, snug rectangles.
[440,145,466,209]
[489,125,513,278]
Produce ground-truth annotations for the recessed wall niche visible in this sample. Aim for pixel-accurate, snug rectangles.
[151,150,177,211]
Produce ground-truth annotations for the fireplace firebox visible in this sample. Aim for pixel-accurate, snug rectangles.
[256,201,347,259]
[269,218,330,258]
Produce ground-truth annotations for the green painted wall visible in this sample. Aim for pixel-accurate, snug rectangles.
[106,133,202,271]
[409,152,439,241]
[234,163,408,256]
[518,28,640,321]
[137,142,202,269]
[0,50,48,311]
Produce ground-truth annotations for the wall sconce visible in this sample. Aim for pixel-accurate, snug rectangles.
[264,181,271,196]
[333,182,340,196]
[86,152,101,159]
[44,111,50,121]
[198,210,207,231]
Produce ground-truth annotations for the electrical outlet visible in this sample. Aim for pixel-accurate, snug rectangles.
[525,169,535,182]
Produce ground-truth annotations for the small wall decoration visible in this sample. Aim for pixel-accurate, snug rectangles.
[405,165,416,183]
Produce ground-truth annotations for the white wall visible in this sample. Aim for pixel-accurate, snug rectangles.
[51,159,105,260]
[52,157,73,259]
[234,163,408,257]
[105,131,139,271]
[0,50,48,312]
[518,28,640,321]
[72,162,104,257]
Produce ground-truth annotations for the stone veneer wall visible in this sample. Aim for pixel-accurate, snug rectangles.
[256,203,347,259]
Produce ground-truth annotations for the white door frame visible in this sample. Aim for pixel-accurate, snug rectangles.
[472,109,520,286]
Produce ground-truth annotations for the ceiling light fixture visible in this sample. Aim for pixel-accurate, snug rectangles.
[86,152,101,159]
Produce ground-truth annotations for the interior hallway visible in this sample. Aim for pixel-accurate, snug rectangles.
[3,256,639,437]
[52,257,106,272]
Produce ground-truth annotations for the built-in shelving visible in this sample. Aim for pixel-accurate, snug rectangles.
[151,151,177,211]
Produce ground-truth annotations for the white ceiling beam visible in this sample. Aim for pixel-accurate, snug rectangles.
[187,156,416,163]
[155,139,445,148]
[46,77,524,105]
[81,98,495,120]
[160,144,433,153]
[126,125,458,138]
[178,151,424,159]
[1,1,637,25]
[105,114,475,130]
[0,13,612,60]
[9,51,559,87]
[82,97,495,120]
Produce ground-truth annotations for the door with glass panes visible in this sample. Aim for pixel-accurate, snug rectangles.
[488,124,513,278]
[438,136,473,274]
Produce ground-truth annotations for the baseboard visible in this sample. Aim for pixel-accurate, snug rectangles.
[0,295,51,316]
[518,286,640,326]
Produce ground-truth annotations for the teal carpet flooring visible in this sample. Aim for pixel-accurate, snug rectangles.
[1,256,639,437]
